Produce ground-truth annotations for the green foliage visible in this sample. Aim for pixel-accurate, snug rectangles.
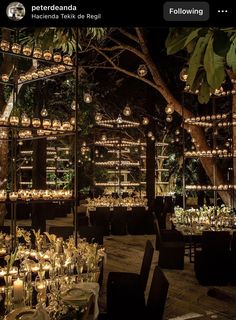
[19,27,107,54]
[166,28,236,104]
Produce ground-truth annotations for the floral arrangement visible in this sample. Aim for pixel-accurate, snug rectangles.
[173,204,234,228]
[16,226,31,244]
[4,246,18,276]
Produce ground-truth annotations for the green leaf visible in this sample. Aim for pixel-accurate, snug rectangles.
[165,28,192,55]
[184,28,203,47]
[187,34,211,87]
[191,69,205,92]
[204,37,225,88]
[198,75,210,104]
[213,30,231,56]
[226,34,236,73]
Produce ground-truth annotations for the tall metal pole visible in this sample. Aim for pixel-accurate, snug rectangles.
[74,27,79,247]
[182,93,186,210]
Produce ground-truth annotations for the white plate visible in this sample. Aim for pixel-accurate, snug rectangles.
[61,287,90,301]
[5,308,36,320]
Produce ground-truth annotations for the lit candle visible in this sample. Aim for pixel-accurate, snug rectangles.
[0,248,6,256]
[13,278,24,303]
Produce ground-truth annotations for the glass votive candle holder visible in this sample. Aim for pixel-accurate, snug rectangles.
[1,74,9,82]
[37,129,45,136]
[32,118,41,127]
[19,74,27,82]
[58,64,66,72]
[63,54,72,64]
[0,40,10,51]
[70,117,75,125]
[42,119,51,129]
[21,115,31,127]
[53,52,62,62]
[23,45,32,56]
[51,66,58,74]
[9,116,19,126]
[37,70,45,78]
[62,121,71,130]
[31,71,39,79]
[43,50,52,60]
[18,130,26,138]
[24,130,32,138]
[25,73,33,81]
[0,117,8,125]
[52,119,61,130]
[11,43,21,54]
[83,93,92,103]
[44,68,51,76]
[33,47,42,58]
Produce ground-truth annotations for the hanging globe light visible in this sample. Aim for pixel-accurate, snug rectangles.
[175,129,180,135]
[117,114,123,123]
[166,115,173,122]
[179,66,189,82]
[165,103,174,114]
[40,107,48,117]
[83,93,92,103]
[101,134,107,141]
[71,100,76,110]
[142,117,149,125]
[95,113,102,122]
[147,131,153,137]
[137,64,148,77]
[123,106,132,116]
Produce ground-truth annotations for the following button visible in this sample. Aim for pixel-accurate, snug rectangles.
[163,2,209,21]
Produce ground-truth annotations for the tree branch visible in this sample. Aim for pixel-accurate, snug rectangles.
[118,28,140,43]
[90,45,161,91]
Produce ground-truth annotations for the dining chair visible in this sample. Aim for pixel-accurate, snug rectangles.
[93,207,111,236]
[194,231,231,285]
[145,266,169,319]
[153,212,185,269]
[107,240,154,319]
[110,207,127,235]
[230,231,236,285]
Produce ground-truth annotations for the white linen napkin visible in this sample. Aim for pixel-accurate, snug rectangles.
[76,282,100,320]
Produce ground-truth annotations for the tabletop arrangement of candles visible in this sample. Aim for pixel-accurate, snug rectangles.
[0,228,105,318]
[172,205,236,233]
[87,196,148,208]
[0,189,73,202]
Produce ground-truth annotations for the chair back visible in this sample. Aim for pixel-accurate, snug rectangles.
[202,231,231,254]
[139,240,154,291]
[49,226,74,240]
[77,226,104,245]
[146,266,169,319]
[93,208,110,235]
[152,212,162,250]
[232,231,236,252]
